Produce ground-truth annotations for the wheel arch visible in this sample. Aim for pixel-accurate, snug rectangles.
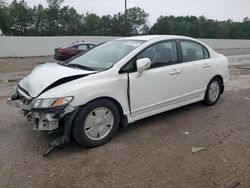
[79,96,128,128]
[211,75,224,94]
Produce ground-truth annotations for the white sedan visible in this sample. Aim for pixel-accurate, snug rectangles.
[8,35,229,152]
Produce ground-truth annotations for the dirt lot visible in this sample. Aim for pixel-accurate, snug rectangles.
[0,52,250,188]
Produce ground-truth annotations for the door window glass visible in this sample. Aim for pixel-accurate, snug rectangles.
[137,41,178,68]
[71,45,78,49]
[89,44,96,49]
[203,46,210,59]
[180,41,204,62]
[78,44,89,50]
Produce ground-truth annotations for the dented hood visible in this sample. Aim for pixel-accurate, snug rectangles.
[19,63,96,97]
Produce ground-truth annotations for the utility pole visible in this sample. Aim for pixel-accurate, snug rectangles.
[124,0,127,36]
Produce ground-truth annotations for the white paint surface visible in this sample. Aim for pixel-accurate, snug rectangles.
[16,36,228,125]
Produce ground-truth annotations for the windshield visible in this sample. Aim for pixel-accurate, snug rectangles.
[66,40,145,71]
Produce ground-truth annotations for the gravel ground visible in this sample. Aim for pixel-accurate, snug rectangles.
[0,52,250,188]
[216,48,250,56]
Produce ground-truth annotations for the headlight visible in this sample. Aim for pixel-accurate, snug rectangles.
[31,96,73,109]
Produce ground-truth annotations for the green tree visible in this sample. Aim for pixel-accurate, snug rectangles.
[109,7,149,36]
[0,0,9,35]
[126,7,149,35]
[2,0,250,38]
[45,0,63,35]
[82,13,100,35]
[9,0,33,35]
[149,16,176,35]
[111,12,125,36]
[0,0,6,6]
[229,23,243,39]
[59,6,82,35]
[149,15,250,39]
[31,4,47,35]
[241,17,250,38]
[97,15,113,35]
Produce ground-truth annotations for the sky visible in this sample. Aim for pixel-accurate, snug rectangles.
[6,0,250,26]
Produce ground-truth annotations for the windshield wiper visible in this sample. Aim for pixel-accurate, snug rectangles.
[67,64,96,71]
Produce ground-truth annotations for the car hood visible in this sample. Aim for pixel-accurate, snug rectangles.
[19,63,96,98]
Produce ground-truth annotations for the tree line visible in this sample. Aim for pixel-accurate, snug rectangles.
[0,0,250,39]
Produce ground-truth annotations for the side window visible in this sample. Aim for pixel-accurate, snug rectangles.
[180,41,204,62]
[72,45,78,49]
[78,44,89,50]
[137,40,178,68]
[120,58,137,73]
[89,44,95,49]
[203,46,210,59]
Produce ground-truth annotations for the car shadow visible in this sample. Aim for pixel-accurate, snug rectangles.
[43,101,207,157]
[117,101,204,136]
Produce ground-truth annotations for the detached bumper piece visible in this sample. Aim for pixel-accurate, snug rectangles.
[43,108,79,156]
[7,89,78,156]
[43,136,67,156]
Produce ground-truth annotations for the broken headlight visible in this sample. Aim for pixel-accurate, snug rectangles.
[31,96,73,109]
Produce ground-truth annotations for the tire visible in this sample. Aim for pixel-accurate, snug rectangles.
[203,77,222,106]
[73,99,120,148]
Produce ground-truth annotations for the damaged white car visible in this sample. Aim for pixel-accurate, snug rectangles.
[8,35,229,154]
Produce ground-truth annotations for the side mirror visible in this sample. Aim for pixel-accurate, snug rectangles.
[136,58,151,73]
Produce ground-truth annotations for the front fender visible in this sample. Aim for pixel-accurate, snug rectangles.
[72,90,129,116]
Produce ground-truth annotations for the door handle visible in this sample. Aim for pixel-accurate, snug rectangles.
[170,69,181,75]
[203,63,211,68]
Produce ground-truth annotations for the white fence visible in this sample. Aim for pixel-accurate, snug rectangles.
[200,39,250,50]
[0,36,119,57]
[0,36,250,57]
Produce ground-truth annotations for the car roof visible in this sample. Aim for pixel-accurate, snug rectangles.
[116,35,195,42]
[74,42,95,45]
[61,42,95,48]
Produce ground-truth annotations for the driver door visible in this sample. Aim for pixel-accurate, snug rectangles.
[128,40,182,117]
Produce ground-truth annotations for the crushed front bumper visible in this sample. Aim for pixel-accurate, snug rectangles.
[7,92,75,131]
[7,87,79,156]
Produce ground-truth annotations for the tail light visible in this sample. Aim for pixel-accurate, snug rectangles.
[56,48,64,53]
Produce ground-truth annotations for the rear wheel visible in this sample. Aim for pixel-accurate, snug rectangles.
[73,99,120,148]
[203,77,222,106]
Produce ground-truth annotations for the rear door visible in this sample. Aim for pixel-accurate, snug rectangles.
[179,40,213,101]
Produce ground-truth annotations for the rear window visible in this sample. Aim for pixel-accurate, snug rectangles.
[180,41,210,62]
[78,44,89,50]
[89,44,96,48]
[61,44,75,49]
[61,43,88,49]
[203,46,210,59]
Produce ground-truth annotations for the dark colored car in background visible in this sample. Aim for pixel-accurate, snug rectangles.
[54,42,96,61]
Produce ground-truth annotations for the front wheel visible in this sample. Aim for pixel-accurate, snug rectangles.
[203,77,222,106]
[73,99,120,148]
